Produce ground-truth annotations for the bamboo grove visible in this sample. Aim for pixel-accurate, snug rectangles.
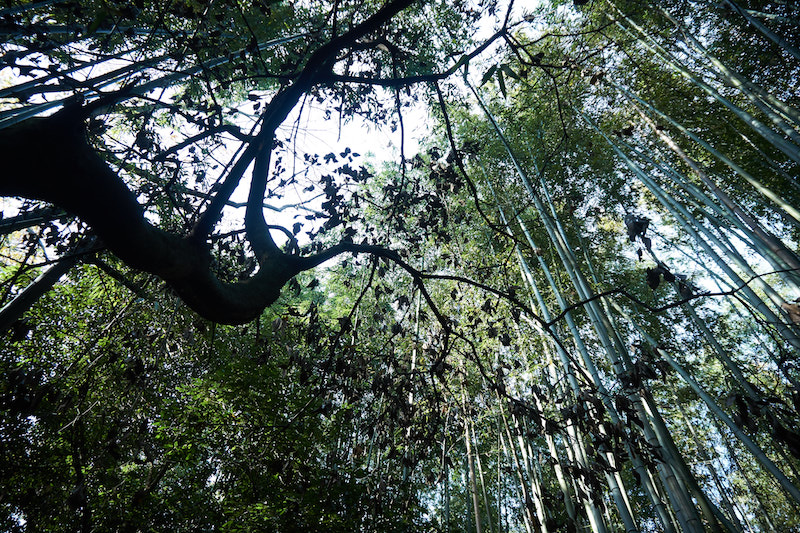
[1,0,799,531]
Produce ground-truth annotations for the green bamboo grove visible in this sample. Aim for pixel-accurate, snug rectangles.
[1,0,799,530]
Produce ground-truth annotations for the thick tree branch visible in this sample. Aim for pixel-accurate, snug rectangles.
[245,149,281,259]
[0,109,300,324]
[0,0,419,325]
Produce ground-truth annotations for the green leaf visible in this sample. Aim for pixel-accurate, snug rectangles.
[86,11,109,36]
[452,54,470,73]
[497,69,507,98]
[479,65,497,86]
[500,64,520,81]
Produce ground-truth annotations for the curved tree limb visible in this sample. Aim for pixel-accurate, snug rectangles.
[0,0,417,325]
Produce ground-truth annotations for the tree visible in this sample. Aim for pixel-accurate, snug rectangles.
[0,0,485,325]
[3,0,800,531]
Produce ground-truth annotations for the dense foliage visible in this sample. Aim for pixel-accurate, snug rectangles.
[1,0,799,531]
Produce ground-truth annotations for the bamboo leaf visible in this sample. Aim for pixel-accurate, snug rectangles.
[497,69,507,98]
[500,64,520,81]
[479,65,497,87]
